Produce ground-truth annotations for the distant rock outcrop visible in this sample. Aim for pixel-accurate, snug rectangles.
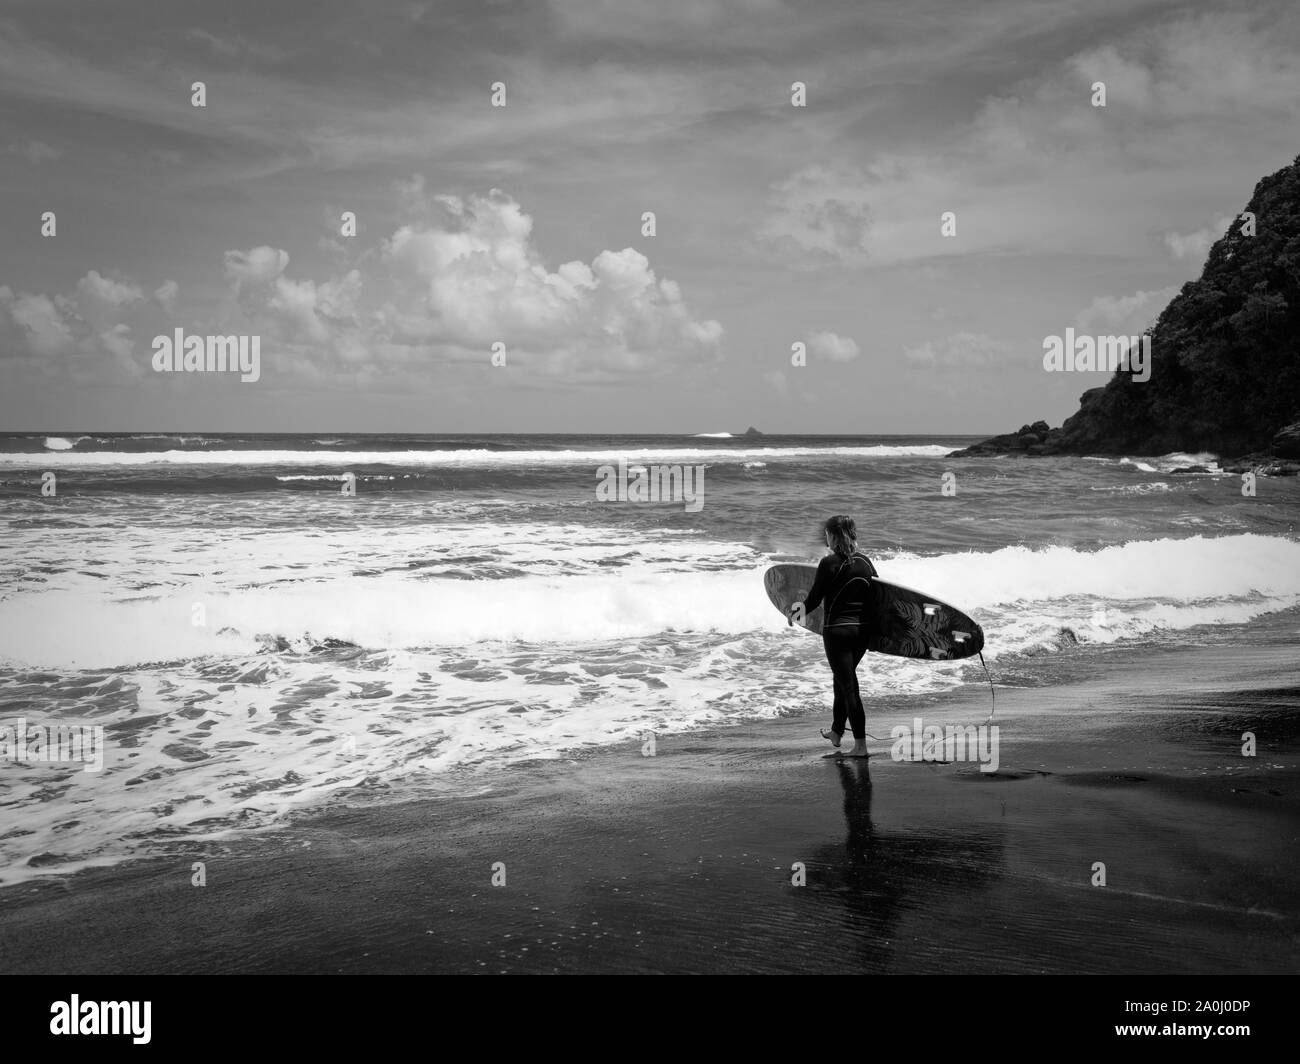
[951,153,1300,464]
[743,426,764,437]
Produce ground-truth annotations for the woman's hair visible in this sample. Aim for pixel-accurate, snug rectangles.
[823,514,857,558]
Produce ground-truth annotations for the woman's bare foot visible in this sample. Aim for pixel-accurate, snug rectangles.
[841,739,869,758]
[820,728,842,748]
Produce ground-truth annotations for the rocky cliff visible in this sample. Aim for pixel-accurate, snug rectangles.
[952,153,1300,467]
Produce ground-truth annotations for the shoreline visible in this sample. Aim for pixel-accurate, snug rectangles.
[1,637,1297,974]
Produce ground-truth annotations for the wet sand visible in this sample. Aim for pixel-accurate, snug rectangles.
[1,641,1297,974]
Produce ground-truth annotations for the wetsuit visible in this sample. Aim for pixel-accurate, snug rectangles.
[802,551,877,741]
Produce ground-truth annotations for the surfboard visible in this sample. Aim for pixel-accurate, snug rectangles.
[763,562,984,661]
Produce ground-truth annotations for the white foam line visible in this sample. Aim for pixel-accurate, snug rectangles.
[0,445,956,468]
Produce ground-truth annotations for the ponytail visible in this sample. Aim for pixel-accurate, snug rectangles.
[823,514,857,558]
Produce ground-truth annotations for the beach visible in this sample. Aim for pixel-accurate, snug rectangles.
[2,432,1298,975]
[4,0,1300,1000]
[3,636,1295,975]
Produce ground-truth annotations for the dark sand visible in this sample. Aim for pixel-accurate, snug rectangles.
[1,641,1297,974]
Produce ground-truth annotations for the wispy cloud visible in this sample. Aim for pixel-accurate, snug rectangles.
[903,332,1015,369]
[7,139,62,163]
[0,0,1294,431]
[760,9,1300,267]
[1073,286,1180,334]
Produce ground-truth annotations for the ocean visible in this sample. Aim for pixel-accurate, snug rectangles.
[1,432,1298,885]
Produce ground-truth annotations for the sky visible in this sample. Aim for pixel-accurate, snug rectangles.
[0,0,1298,434]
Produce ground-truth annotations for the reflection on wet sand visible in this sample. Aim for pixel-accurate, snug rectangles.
[801,758,1005,970]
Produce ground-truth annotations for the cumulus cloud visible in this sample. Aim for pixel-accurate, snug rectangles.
[3,189,723,389]
[226,189,724,378]
[807,331,859,362]
[0,288,77,357]
[76,270,143,308]
[0,271,164,381]
[1074,286,1179,335]
[379,189,722,372]
[68,272,143,338]
[98,323,141,378]
[265,270,362,344]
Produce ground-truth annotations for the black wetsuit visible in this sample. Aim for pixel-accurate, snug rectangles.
[803,551,877,740]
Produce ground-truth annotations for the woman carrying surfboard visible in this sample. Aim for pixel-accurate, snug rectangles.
[786,515,877,758]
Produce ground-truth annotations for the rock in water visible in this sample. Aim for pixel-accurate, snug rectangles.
[951,420,1061,457]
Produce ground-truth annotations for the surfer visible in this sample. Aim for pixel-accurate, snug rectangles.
[786,515,877,758]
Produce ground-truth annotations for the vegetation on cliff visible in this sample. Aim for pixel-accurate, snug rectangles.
[953,153,1300,462]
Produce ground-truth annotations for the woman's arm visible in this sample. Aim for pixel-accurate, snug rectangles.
[798,555,836,615]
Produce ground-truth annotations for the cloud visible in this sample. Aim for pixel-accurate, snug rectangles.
[764,369,788,393]
[7,140,62,163]
[1163,215,1235,263]
[1064,16,1300,120]
[759,10,1300,267]
[379,189,722,373]
[76,270,143,308]
[223,247,291,286]
[760,165,875,267]
[4,185,726,385]
[395,174,435,218]
[153,280,178,313]
[0,288,77,357]
[807,331,859,362]
[185,28,288,64]
[0,14,754,186]
[120,188,726,385]
[148,148,186,166]
[550,0,786,44]
[71,271,144,337]
[903,332,1013,368]
[1074,286,1179,334]
[98,323,142,378]
[0,271,166,382]
[265,271,363,345]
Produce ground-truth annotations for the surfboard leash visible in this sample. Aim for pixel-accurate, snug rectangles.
[859,650,996,749]
[979,649,995,723]
[915,649,996,760]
